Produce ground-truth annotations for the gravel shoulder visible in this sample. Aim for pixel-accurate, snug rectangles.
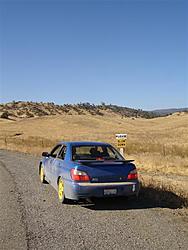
[0,149,188,250]
[0,160,27,250]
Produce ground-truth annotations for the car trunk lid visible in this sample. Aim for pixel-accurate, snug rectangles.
[77,160,136,183]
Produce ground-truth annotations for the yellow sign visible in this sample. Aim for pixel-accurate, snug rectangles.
[116,134,127,148]
[117,141,126,148]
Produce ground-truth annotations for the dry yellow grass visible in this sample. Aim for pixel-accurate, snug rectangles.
[0,112,188,177]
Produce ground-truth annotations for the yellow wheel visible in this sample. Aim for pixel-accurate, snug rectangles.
[58,177,67,203]
[40,166,46,183]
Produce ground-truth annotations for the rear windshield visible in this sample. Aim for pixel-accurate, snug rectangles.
[72,145,124,161]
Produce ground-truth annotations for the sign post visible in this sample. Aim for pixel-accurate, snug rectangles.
[115,134,127,156]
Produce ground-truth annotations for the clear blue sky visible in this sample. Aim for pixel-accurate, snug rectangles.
[0,0,187,110]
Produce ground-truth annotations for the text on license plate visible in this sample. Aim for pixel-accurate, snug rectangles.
[104,189,117,195]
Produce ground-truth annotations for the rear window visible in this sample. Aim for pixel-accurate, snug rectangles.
[72,145,124,161]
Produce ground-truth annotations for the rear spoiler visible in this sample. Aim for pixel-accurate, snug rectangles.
[76,160,135,165]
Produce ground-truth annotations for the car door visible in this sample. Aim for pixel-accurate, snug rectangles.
[46,144,63,182]
[51,145,67,189]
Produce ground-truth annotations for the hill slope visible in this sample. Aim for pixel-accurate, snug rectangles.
[0,111,187,176]
[0,101,158,119]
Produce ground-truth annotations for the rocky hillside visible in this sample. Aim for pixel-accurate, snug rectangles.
[0,101,158,119]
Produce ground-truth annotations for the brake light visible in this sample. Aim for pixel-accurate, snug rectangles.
[70,169,90,182]
[127,169,138,180]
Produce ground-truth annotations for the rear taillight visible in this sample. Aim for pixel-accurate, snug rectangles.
[70,169,90,182]
[127,169,138,180]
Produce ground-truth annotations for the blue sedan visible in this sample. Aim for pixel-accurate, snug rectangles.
[39,141,140,203]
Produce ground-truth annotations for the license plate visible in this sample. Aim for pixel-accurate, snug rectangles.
[104,189,117,195]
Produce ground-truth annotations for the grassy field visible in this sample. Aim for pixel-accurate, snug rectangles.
[0,111,188,176]
[1,112,188,204]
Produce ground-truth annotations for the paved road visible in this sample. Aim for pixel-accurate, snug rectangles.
[0,150,188,250]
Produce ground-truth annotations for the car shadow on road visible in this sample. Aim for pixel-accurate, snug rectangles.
[81,186,187,211]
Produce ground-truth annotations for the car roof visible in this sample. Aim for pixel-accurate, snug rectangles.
[59,141,111,147]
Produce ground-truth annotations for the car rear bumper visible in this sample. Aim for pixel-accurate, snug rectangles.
[65,180,140,200]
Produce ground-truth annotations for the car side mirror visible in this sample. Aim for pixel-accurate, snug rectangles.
[42,152,50,157]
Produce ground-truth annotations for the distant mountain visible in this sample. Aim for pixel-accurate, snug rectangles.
[0,101,159,119]
[152,108,188,115]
